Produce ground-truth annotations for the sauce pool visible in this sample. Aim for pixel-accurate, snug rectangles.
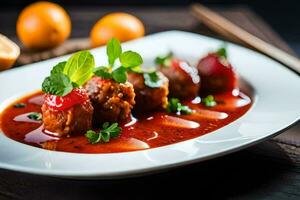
[0,91,252,153]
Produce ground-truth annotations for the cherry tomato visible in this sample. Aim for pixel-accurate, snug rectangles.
[45,88,89,111]
[197,53,238,94]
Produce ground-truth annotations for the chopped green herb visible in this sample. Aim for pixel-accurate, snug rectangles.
[85,122,122,144]
[27,112,42,121]
[14,103,26,108]
[143,71,163,88]
[42,72,73,96]
[216,44,227,58]
[155,52,173,66]
[85,130,101,144]
[102,122,122,138]
[167,98,193,115]
[202,95,217,107]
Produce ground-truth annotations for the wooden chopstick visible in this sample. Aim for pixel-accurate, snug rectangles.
[191,3,300,74]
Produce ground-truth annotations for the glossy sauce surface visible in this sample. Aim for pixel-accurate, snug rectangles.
[0,91,252,153]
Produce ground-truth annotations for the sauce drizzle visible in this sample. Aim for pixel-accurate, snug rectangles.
[0,91,252,153]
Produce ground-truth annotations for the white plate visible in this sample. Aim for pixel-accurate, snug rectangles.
[0,31,299,179]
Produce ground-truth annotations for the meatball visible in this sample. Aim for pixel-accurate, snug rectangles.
[159,59,200,99]
[42,88,93,137]
[84,76,135,124]
[197,52,238,94]
[127,72,169,112]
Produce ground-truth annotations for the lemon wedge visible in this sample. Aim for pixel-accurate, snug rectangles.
[0,34,20,71]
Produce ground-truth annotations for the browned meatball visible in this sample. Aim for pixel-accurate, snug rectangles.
[127,72,169,112]
[159,59,200,99]
[84,76,135,124]
[41,89,93,137]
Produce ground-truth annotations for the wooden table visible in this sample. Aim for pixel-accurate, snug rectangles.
[0,6,299,200]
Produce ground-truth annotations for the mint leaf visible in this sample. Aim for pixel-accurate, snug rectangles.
[107,38,122,66]
[143,71,163,88]
[94,66,112,79]
[51,61,66,75]
[167,98,192,115]
[202,95,217,107]
[63,50,95,86]
[42,72,73,96]
[112,67,127,83]
[119,51,143,68]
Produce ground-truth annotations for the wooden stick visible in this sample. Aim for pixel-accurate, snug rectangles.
[191,3,300,74]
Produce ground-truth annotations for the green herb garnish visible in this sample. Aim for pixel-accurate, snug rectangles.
[14,103,26,108]
[128,65,143,73]
[85,122,122,144]
[42,38,144,96]
[50,61,66,75]
[94,38,143,83]
[112,67,127,83]
[167,98,193,115]
[63,51,95,86]
[107,38,122,66]
[42,72,73,96]
[143,71,164,88]
[119,51,143,68]
[216,44,227,58]
[27,112,42,121]
[85,130,100,144]
[202,95,217,107]
[94,66,112,79]
[42,50,95,96]
[155,52,173,66]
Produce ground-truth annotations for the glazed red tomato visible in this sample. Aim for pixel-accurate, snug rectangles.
[197,52,238,94]
[44,88,89,111]
[170,58,200,83]
[171,59,190,76]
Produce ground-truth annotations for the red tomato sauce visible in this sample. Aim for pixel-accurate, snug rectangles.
[0,91,252,154]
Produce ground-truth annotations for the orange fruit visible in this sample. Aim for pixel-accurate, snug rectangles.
[90,12,145,47]
[0,34,20,71]
[16,1,71,50]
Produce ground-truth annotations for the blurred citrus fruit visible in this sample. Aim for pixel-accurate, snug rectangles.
[17,1,71,49]
[0,34,20,71]
[90,12,145,47]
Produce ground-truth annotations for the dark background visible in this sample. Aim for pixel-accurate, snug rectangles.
[0,0,299,55]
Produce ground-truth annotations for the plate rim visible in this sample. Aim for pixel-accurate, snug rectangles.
[0,30,299,179]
